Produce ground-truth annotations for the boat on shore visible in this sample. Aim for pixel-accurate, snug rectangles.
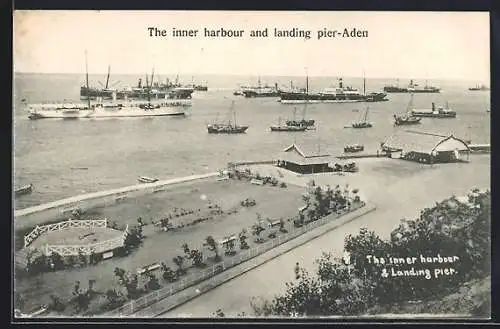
[394,94,422,126]
[280,76,387,104]
[468,84,490,91]
[411,102,456,118]
[15,184,33,197]
[383,79,441,93]
[138,176,159,183]
[207,101,249,134]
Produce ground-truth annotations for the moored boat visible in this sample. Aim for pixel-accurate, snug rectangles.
[138,176,159,183]
[28,106,94,119]
[242,77,281,98]
[207,101,249,134]
[394,114,421,126]
[411,102,456,118]
[344,144,364,153]
[280,76,388,104]
[15,184,33,197]
[89,101,186,118]
[285,104,316,129]
[383,79,441,93]
[29,52,94,119]
[351,106,373,128]
[270,125,307,132]
[468,84,490,91]
[270,114,308,132]
[394,94,422,126]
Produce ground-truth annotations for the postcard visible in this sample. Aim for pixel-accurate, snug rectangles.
[13,10,491,320]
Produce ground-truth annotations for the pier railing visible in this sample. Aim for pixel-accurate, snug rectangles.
[106,202,366,317]
[24,219,108,248]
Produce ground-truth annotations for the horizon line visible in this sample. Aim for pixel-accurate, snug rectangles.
[12,71,489,83]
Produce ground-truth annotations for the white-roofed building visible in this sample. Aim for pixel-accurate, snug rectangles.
[381,131,471,164]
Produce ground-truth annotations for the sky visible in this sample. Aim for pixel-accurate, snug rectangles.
[13,11,490,81]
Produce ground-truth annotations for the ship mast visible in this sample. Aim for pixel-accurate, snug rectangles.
[406,93,414,115]
[363,70,366,96]
[147,67,155,103]
[231,100,236,128]
[363,106,369,123]
[105,65,111,89]
[85,50,91,110]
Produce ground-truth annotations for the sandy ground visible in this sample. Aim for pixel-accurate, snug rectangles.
[15,179,305,313]
[30,227,123,248]
[162,154,491,317]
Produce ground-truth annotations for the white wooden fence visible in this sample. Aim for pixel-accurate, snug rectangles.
[44,234,126,256]
[24,219,108,248]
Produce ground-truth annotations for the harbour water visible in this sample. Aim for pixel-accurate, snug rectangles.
[13,73,490,209]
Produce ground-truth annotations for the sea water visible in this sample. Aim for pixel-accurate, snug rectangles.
[13,73,490,209]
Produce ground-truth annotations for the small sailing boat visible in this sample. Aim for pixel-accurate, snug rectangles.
[394,93,422,126]
[15,184,33,197]
[351,106,373,128]
[270,116,307,132]
[286,103,315,129]
[207,101,249,134]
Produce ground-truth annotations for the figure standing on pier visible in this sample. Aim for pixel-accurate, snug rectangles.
[294,262,300,280]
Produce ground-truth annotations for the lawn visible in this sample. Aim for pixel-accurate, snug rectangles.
[15,178,306,315]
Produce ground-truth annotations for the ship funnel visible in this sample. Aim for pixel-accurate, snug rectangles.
[138,78,142,88]
[432,102,435,110]
[338,78,343,88]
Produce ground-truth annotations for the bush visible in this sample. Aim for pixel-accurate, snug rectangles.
[250,191,491,316]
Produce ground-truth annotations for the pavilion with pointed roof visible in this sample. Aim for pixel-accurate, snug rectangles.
[275,143,336,174]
